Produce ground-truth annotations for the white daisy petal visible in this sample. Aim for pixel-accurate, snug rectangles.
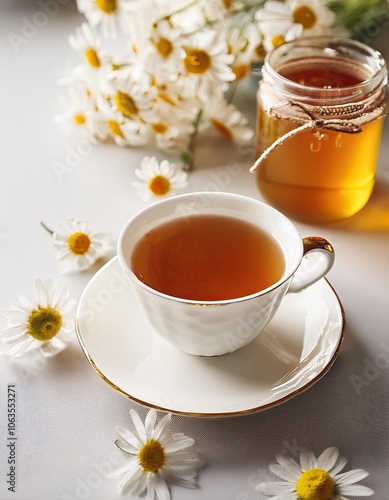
[338,484,374,496]
[257,446,373,500]
[1,325,27,342]
[131,470,149,497]
[154,472,171,500]
[75,0,132,38]
[1,279,75,372]
[336,469,370,485]
[329,455,348,476]
[107,456,137,478]
[40,338,66,358]
[115,438,139,455]
[144,408,157,439]
[115,424,142,450]
[34,278,47,307]
[164,435,195,453]
[117,461,143,495]
[275,454,302,476]
[111,409,201,497]
[145,474,156,500]
[133,156,188,200]
[50,219,111,274]
[204,96,254,145]
[164,450,200,466]
[9,336,36,357]
[130,409,148,442]
[15,295,34,311]
[269,463,300,482]
[153,412,172,442]
[300,448,317,470]
[160,467,197,489]
[255,481,294,494]
[317,446,339,470]
[262,493,295,500]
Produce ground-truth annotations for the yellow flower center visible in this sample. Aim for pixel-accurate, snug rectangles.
[96,0,117,14]
[296,469,335,500]
[114,91,138,119]
[158,92,175,106]
[156,37,173,58]
[151,122,168,134]
[138,439,165,473]
[108,120,124,138]
[223,0,232,10]
[233,64,249,80]
[85,48,101,68]
[271,34,285,48]
[68,232,91,255]
[74,114,86,125]
[184,49,211,75]
[27,306,63,341]
[211,118,232,139]
[293,5,317,29]
[254,44,266,60]
[148,175,171,196]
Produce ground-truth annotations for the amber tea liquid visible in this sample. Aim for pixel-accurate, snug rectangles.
[131,214,285,301]
[256,60,385,223]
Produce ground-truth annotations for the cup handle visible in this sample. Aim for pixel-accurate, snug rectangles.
[288,237,335,293]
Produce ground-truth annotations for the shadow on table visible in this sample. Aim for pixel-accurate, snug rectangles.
[171,319,387,498]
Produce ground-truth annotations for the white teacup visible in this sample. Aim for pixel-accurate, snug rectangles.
[117,192,335,356]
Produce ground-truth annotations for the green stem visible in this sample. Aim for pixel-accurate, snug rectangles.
[166,0,198,19]
[183,108,203,172]
[40,221,54,235]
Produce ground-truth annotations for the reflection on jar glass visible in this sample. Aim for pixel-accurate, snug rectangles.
[252,37,388,224]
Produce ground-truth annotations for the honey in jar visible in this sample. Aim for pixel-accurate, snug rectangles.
[253,37,388,224]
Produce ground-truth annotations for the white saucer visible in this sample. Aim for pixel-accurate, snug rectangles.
[76,257,345,417]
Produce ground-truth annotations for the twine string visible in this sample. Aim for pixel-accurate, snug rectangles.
[250,100,364,173]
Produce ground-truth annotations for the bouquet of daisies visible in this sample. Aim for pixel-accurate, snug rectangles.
[57,0,389,168]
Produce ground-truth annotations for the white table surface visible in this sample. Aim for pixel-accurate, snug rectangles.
[1,2,388,499]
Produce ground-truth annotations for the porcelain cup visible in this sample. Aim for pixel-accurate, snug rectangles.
[117,192,335,356]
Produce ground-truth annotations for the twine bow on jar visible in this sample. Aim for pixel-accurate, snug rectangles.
[250,91,387,173]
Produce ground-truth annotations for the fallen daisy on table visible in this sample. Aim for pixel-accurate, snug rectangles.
[255,446,373,500]
[0,278,76,372]
[109,408,203,499]
[132,156,188,200]
[42,218,112,274]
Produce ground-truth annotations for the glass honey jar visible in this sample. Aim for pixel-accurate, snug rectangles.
[252,37,388,223]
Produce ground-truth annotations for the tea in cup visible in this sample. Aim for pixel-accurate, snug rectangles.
[117,192,335,356]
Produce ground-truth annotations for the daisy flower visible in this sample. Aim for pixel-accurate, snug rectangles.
[256,0,336,50]
[54,100,104,142]
[108,75,158,125]
[227,23,261,81]
[132,156,188,200]
[97,97,149,146]
[55,80,105,142]
[49,218,112,273]
[154,119,194,153]
[109,408,202,498]
[181,29,235,102]
[204,96,254,145]
[256,446,374,500]
[68,22,107,71]
[150,100,195,152]
[145,20,185,83]
[67,25,113,95]
[0,278,76,364]
[76,0,137,38]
